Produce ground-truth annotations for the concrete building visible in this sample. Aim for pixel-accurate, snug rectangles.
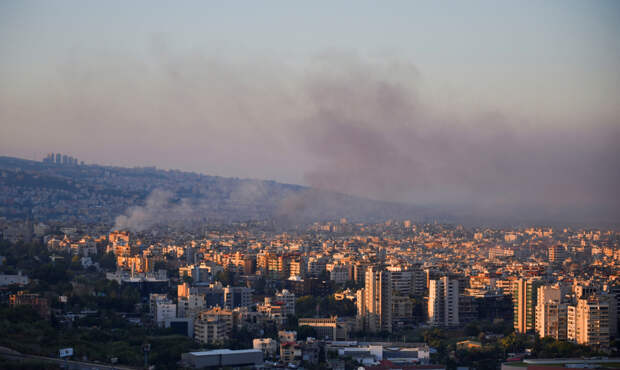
[513,278,541,333]
[181,349,263,368]
[428,276,459,326]
[535,286,566,340]
[194,307,234,345]
[290,260,307,278]
[155,302,177,326]
[9,291,50,319]
[299,316,350,341]
[361,266,392,333]
[149,293,168,315]
[224,285,252,309]
[0,271,29,286]
[387,266,413,297]
[548,245,567,264]
[275,289,295,316]
[280,342,302,364]
[278,330,297,342]
[165,317,194,338]
[178,294,206,319]
[387,265,425,297]
[568,296,610,348]
[253,338,277,358]
[179,264,211,283]
[329,264,350,284]
[391,295,414,329]
[354,263,369,285]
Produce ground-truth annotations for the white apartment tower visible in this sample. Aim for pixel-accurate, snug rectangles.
[568,297,610,348]
[428,276,459,326]
[535,286,567,340]
[362,266,392,333]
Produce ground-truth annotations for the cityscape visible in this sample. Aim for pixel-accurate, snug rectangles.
[1,1,619,370]
[0,154,619,369]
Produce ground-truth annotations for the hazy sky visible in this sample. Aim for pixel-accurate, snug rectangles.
[1,1,619,222]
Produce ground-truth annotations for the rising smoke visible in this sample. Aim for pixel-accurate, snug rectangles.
[113,189,194,231]
[2,49,619,226]
[297,56,620,225]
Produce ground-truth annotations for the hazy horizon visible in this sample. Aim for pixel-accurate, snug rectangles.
[1,1,619,224]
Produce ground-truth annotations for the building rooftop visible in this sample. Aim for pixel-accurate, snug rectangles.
[188,349,262,356]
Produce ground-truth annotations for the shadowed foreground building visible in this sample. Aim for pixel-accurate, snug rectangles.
[181,349,263,368]
[502,358,620,370]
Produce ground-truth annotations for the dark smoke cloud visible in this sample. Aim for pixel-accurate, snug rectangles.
[2,49,618,226]
[298,58,620,225]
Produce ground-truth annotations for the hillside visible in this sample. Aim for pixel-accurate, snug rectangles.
[0,156,439,229]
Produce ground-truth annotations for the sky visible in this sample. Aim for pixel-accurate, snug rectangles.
[1,1,619,224]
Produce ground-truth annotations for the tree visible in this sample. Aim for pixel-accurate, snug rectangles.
[70,255,82,270]
[285,315,298,330]
[297,325,318,340]
[98,252,116,270]
[296,296,319,317]
[465,323,481,337]
[214,270,234,286]
[423,328,446,348]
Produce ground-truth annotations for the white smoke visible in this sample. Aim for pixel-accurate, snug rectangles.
[113,189,192,231]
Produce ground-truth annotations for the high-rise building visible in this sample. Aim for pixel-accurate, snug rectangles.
[410,265,427,296]
[387,266,412,296]
[361,266,392,333]
[535,286,567,340]
[573,284,598,299]
[567,296,610,348]
[354,263,368,285]
[513,278,542,333]
[224,286,252,309]
[428,276,459,326]
[391,295,414,329]
[549,245,567,264]
[387,264,425,296]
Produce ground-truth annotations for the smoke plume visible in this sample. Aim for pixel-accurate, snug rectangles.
[2,49,619,226]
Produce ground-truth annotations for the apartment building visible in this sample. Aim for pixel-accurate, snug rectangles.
[535,286,567,340]
[428,276,459,326]
[568,297,610,348]
[514,278,542,333]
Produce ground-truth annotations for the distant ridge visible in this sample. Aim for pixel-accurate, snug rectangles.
[0,155,442,228]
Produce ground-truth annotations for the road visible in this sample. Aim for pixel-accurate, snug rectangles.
[0,346,139,370]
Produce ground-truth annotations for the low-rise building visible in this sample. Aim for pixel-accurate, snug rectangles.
[299,316,350,341]
[181,349,263,368]
[252,338,277,358]
[9,291,50,319]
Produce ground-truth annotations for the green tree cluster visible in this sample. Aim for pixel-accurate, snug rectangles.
[296,296,355,317]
